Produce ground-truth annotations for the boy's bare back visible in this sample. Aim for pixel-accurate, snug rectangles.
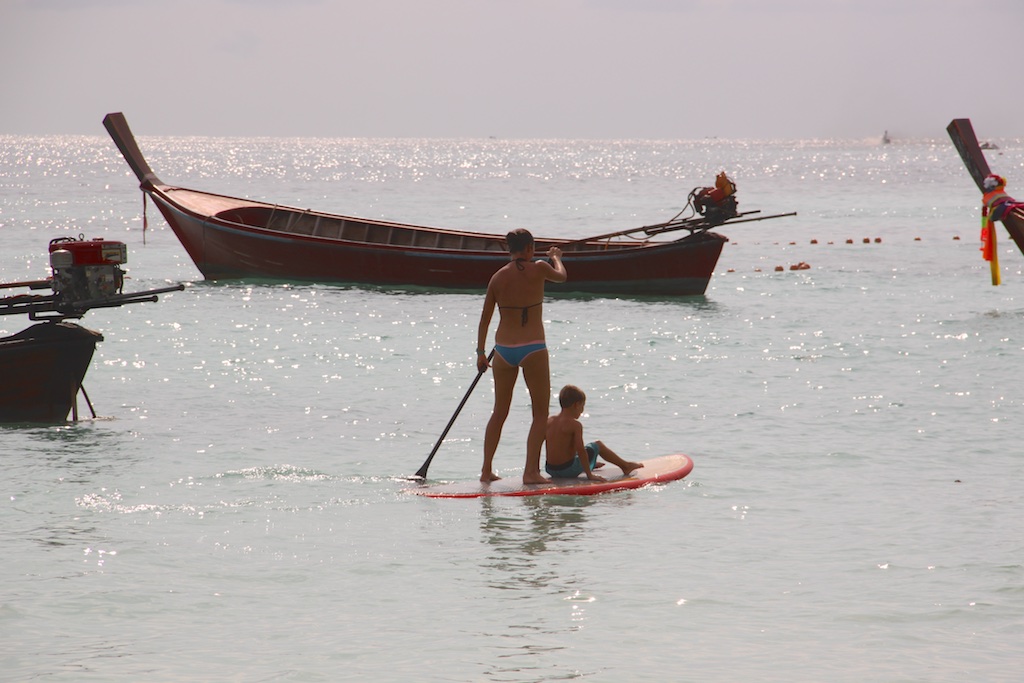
[545,411,584,468]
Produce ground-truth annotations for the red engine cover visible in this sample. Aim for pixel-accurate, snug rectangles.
[49,239,127,265]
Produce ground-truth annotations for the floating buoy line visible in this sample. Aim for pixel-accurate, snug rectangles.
[723,234,974,273]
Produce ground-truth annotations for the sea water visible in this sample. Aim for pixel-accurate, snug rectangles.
[1,132,1022,682]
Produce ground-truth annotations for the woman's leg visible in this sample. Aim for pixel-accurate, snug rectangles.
[482,355,518,482]
[520,349,552,484]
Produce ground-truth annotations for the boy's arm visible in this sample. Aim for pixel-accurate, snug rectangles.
[573,422,605,481]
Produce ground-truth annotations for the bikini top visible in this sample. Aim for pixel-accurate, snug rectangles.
[498,257,542,325]
[499,301,542,326]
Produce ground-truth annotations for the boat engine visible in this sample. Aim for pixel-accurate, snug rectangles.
[48,235,126,306]
[691,172,739,224]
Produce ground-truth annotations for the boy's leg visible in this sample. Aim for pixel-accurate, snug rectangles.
[594,440,644,474]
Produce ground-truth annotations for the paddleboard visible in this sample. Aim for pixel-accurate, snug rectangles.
[409,453,693,499]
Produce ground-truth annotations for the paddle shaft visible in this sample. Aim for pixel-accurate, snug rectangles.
[414,349,495,479]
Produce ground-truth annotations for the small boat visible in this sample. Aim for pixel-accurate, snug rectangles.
[0,235,183,423]
[103,113,794,297]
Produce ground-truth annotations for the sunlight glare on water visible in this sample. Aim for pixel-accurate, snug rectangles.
[1,132,1023,682]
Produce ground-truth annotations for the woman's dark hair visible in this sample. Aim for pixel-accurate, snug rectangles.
[505,228,534,254]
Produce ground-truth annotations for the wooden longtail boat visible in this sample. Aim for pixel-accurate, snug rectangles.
[103,113,793,296]
[947,118,1024,256]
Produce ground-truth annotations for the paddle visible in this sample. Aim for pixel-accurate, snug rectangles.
[411,349,495,480]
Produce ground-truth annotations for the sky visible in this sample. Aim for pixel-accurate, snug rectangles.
[2,0,1023,140]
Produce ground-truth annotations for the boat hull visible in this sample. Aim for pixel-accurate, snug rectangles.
[0,322,103,423]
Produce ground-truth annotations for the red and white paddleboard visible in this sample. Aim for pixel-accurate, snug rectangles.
[409,454,693,499]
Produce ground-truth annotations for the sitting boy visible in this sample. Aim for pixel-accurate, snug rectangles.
[545,384,644,480]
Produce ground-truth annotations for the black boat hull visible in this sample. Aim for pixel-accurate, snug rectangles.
[0,322,103,423]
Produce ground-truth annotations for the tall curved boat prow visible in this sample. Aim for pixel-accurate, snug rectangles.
[947,118,1024,257]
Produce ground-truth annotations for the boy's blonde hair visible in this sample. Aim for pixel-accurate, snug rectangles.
[558,384,586,408]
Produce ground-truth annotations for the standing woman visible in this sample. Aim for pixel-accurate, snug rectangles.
[476,228,566,484]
